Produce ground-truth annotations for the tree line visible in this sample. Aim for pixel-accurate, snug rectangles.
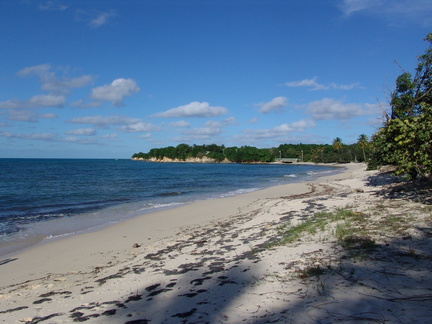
[132,137,372,164]
[134,34,431,180]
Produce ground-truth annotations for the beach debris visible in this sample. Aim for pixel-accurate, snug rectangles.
[33,298,52,304]
[124,294,142,303]
[171,308,197,318]
[132,243,141,248]
[145,283,161,292]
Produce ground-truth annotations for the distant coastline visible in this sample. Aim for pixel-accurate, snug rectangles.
[131,156,304,164]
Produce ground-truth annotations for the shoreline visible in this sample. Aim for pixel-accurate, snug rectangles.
[0,162,342,259]
[0,163,347,279]
[2,162,431,323]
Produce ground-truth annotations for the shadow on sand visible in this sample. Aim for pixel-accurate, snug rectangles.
[98,171,432,323]
[11,171,432,323]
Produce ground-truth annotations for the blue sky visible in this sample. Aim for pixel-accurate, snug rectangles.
[0,0,431,158]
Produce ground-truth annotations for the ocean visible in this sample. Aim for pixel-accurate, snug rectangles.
[0,159,340,256]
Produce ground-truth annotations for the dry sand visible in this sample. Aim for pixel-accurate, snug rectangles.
[1,163,431,323]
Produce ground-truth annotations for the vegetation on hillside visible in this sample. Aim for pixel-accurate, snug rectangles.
[132,139,371,164]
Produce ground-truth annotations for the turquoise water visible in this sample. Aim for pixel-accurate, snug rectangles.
[0,159,339,255]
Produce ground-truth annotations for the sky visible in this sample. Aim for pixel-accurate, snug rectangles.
[0,0,431,158]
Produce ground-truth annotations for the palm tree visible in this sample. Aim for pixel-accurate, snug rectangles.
[332,137,343,152]
[357,134,369,162]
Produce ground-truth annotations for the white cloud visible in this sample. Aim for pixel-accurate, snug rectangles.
[305,98,378,120]
[7,110,39,122]
[68,115,139,127]
[0,94,65,109]
[259,96,287,114]
[204,117,236,128]
[0,131,57,141]
[182,127,221,136]
[99,133,118,139]
[285,77,360,91]
[38,1,68,11]
[70,100,102,108]
[68,115,159,134]
[169,120,191,128]
[338,0,379,16]
[154,101,228,118]
[273,119,316,133]
[91,78,139,106]
[338,0,432,26]
[43,75,94,93]
[66,128,96,136]
[39,113,57,119]
[119,122,159,133]
[7,110,57,122]
[64,137,97,144]
[239,119,315,141]
[17,64,94,94]
[89,11,116,28]
[17,63,51,77]
[75,9,116,28]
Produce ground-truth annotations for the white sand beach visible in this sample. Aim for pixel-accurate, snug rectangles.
[1,163,431,323]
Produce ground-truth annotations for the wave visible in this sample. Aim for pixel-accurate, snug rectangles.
[218,187,260,198]
[155,191,186,197]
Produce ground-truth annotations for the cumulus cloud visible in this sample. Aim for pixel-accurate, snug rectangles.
[70,99,102,108]
[68,115,139,127]
[91,78,139,106]
[119,122,159,133]
[305,98,378,120]
[17,63,51,77]
[273,119,316,133]
[154,101,228,118]
[0,131,57,141]
[169,120,191,128]
[17,64,94,94]
[68,115,158,134]
[0,94,65,109]
[39,113,57,119]
[64,137,97,144]
[182,127,221,136]
[99,133,118,139]
[66,128,96,136]
[204,117,236,128]
[239,119,316,141]
[285,77,360,91]
[259,96,287,114]
[7,110,57,122]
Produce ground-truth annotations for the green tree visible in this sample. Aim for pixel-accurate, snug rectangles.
[332,137,343,152]
[175,143,191,160]
[357,134,369,162]
[370,33,432,180]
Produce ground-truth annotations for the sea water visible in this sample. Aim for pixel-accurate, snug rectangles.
[0,159,339,256]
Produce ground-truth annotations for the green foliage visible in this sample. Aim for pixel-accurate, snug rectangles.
[369,33,432,180]
[133,140,374,164]
[266,208,365,248]
[357,134,369,162]
[133,144,276,163]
